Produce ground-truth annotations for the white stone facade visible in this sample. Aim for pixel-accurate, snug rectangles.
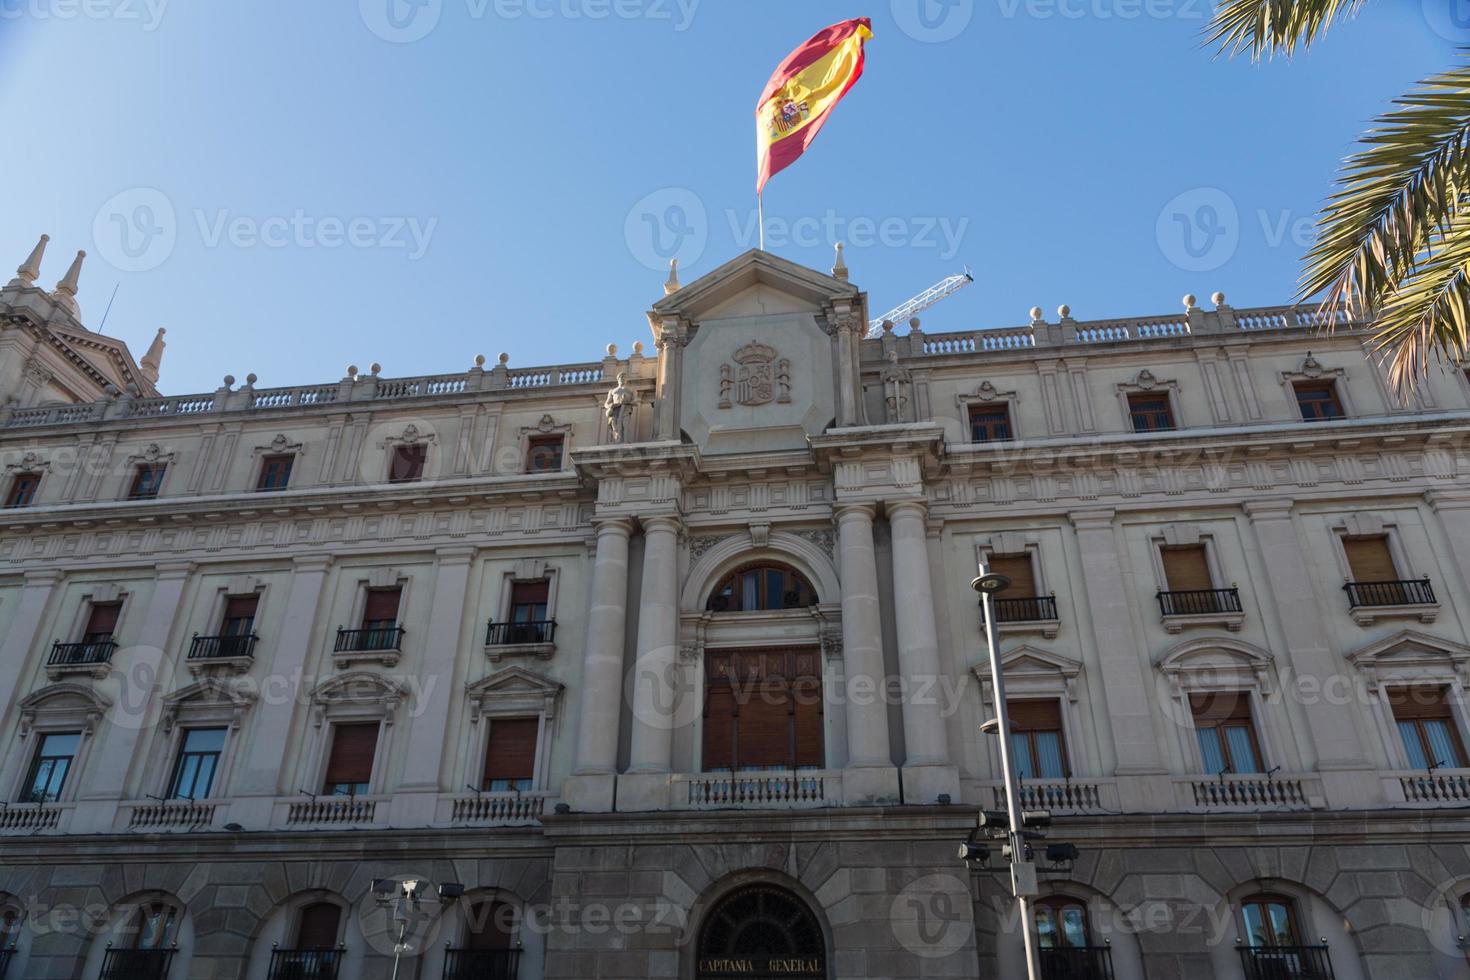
[2,248,1470,978]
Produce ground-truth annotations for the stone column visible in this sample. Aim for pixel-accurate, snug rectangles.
[390,546,476,824]
[1243,500,1370,782]
[0,569,62,735]
[563,518,632,812]
[625,516,681,787]
[73,561,194,832]
[835,503,900,803]
[227,555,333,824]
[887,500,959,802]
[1067,510,1165,800]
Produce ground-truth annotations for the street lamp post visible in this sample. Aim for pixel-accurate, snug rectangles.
[972,560,1043,980]
[372,878,465,980]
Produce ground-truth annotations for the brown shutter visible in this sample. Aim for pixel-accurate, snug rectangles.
[1190,691,1253,725]
[793,679,824,767]
[989,554,1037,596]
[465,901,515,951]
[86,602,122,636]
[223,595,259,622]
[362,587,402,624]
[703,687,735,770]
[1344,536,1398,582]
[323,723,378,788]
[295,903,342,949]
[737,679,793,768]
[1161,545,1213,592]
[511,580,550,606]
[1387,686,1452,720]
[482,718,539,786]
[1008,699,1062,732]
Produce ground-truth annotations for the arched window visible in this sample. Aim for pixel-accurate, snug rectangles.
[268,902,345,979]
[1237,894,1332,978]
[446,900,520,980]
[696,885,824,979]
[131,902,178,950]
[100,900,180,980]
[1034,897,1112,976]
[1240,895,1301,948]
[706,564,817,613]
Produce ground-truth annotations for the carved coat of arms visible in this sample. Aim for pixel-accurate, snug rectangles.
[719,341,792,409]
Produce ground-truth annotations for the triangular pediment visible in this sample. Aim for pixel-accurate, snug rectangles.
[1347,629,1470,671]
[651,249,862,324]
[466,665,562,699]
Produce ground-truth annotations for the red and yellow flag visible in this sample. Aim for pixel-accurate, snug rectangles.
[756,17,873,195]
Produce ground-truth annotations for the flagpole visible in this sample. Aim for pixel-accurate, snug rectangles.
[758,192,766,251]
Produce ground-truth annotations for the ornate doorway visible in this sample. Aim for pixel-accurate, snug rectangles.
[696,884,826,979]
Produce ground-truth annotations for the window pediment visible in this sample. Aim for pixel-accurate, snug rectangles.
[1157,638,1276,695]
[467,666,563,722]
[160,679,257,732]
[18,683,111,737]
[1347,629,1470,690]
[973,644,1082,703]
[310,672,406,726]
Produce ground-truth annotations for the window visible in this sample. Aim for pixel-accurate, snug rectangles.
[4,472,39,508]
[986,552,1056,625]
[1294,380,1344,420]
[990,554,1037,597]
[525,435,564,473]
[1161,545,1213,592]
[1034,897,1091,950]
[1191,692,1262,774]
[362,587,401,631]
[128,463,167,499]
[221,595,259,637]
[131,902,178,949]
[462,900,516,951]
[83,602,122,643]
[706,564,818,613]
[295,903,342,949]
[1343,535,1397,583]
[20,732,79,802]
[1127,392,1175,432]
[169,728,226,800]
[256,454,294,491]
[703,649,823,771]
[389,445,426,483]
[322,722,378,796]
[509,580,549,624]
[1008,700,1068,779]
[1389,687,1468,770]
[969,403,1013,443]
[1240,895,1301,948]
[482,718,538,792]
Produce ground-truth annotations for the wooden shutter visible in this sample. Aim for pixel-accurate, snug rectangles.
[703,686,736,770]
[792,679,824,767]
[1008,699,1062,732]
[1343,536,1397,582]
[483,718,538,786]
[391,445,425,481]
[85,602,121,636]
[1387,686,1452,720]
[1190,691,1252,725]
[296,903,342,949]
[989,554,1036,596]
[1161,545,1213,592]
[737,679,792,768]
[465,901,514,950]
[362,588,401,624]
[323,723,378,788]
[223,595,258,622]
[511,580,550,606]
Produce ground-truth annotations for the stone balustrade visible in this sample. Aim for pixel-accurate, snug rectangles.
[1174,773,1322,811]
[1391,769,1470,804]
[123,799,218,830]
[985,778,1118,815]
[447,790,549,826]
[675,770,843,809]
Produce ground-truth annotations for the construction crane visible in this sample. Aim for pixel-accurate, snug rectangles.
[867,268,974,337]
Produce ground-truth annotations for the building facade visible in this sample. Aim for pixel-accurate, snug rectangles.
[2,242,1470,979]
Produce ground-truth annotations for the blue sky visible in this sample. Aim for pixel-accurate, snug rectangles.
[0,0,1457,392]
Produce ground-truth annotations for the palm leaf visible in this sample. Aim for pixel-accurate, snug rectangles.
[1205,0,1366,60]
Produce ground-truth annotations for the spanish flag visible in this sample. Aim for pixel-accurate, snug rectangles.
[756,17,873,195]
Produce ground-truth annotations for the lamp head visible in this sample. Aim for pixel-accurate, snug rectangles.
[971,573,1011,595]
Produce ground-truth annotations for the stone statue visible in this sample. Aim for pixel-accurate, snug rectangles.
[604,372,637,443]
[882,351,912,423]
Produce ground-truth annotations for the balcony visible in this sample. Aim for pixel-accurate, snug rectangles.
[1342,579,1438,625]
[0,802,64,834]
[1155,587,1244,633]
[98,946,176,980]
[484,620,556,663]
[332,626,404,667]
[267,947,344,980]
[1,948,14,978]
[676,770,842,810]
[124,799,217,831]
[284,796,381,827]
[986,778,1118,815]
[989,595,1060,639]
[186,633,257,675]
[1039,945,1115,980]
[47,639,117,680]
[443,949,521,980]
[1238,944,1334,980]
[1174,774,1323,811]
[1388,769,1470,805]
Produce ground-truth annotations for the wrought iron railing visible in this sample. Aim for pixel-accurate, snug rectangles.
[991,595,1059,623]
[1157,587,1242,617]
[333,626,405,652]
[188,633,258,660]
[442,948,522,980]
[99,946,176,980]
[1039,945,1115,980]
[266,947,344,980]
[0,948,14,978]
[1343,579,1435,608]
[48,639,117,667]
[485,620,556,645]
[1238,944,1334,979]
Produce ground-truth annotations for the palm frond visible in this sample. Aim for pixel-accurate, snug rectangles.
[1205,0,1365,61]
[1300,60,1470,391]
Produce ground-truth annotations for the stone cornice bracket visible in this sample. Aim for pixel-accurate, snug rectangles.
[1241,498,1295,521]
[291,554,335,574]
[1066,508,1116,531]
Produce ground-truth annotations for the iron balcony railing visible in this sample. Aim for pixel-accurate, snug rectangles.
[1157,587,1243,617]
[990,595,1059,623]
[1039,945,1115,980]
[333,626,405,652]
[188,633,258,660]
[48,639,118,667]
[1238,944,1334,980]
[442,949,522,980]
[98,947,176,980]
[0,948,14,978]
[1343,579,1435,608]
[485,620,556,645]
[266,947,344,980]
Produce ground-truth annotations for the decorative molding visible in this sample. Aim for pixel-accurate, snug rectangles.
[253,433,305,457]
[18,683,110,739]
[466,665,563,722]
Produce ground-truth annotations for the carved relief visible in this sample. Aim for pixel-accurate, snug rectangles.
[719,341,782,408]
